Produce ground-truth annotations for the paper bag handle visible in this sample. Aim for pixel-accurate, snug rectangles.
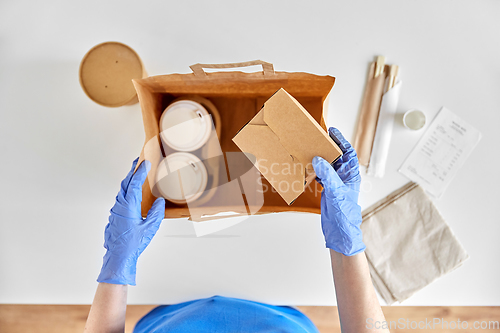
[190,60,275,77]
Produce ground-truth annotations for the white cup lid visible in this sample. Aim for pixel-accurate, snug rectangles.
[160,100,212,151]
[155,153,208,204]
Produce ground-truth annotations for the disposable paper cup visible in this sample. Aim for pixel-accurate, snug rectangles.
[403,109,426,130]
[160,100,212,151]
[174,95,222,139]
[155,152,208,204]
[79,41,146,107]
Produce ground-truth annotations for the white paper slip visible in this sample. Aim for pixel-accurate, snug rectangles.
[367,79,402,178]
[399,107,482,198]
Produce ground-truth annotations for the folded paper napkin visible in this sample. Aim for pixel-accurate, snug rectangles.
[361,182,469,304]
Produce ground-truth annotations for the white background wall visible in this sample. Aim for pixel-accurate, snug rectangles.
[0,0,499,305]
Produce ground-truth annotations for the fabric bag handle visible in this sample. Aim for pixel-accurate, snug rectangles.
[190,60,275,77]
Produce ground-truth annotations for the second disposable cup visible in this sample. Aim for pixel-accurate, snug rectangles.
[155,152,208,204]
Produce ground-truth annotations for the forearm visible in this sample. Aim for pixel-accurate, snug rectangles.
[84,283,128,333]
[330,250,388,333]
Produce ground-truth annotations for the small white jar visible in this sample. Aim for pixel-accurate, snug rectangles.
[155,152,208,204]
[403,109,426,130]
[160,100,212,151]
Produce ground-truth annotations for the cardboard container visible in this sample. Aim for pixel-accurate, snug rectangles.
[133,60,336,221]
[79,42,147,107]
[233,88,342,205]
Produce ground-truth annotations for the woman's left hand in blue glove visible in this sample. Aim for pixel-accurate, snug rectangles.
[97,158,165,286]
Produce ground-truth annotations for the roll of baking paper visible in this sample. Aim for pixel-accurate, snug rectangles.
[353,62,387,166]
[367,80,402,178]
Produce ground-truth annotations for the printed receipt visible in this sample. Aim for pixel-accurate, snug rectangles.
[399,107,482,198]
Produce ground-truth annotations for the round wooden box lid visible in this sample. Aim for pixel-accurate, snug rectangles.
[79,42,145,107]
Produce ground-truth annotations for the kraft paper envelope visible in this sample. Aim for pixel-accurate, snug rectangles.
[361,182,469,304]
[233,88,342,205]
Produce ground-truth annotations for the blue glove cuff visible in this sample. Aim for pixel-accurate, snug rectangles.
[321,187,366,256]
[97,252,138,286]
[323,215,366,256]
[325,235,366,256]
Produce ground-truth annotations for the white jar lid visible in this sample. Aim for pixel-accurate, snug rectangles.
[155,153,208,204]
[160,100,212,151]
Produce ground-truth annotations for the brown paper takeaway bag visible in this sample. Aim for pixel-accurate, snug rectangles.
[132,61,336,221]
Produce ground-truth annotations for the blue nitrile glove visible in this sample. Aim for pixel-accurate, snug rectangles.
[97,158,165,285]
[312,127,366,256]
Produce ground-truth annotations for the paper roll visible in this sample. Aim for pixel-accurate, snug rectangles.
[353,62,387,166]
[367,80,402,178]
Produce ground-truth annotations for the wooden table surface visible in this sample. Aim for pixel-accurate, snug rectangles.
[1,305,499,333]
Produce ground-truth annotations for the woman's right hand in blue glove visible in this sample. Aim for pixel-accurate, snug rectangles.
[312,127,365,256]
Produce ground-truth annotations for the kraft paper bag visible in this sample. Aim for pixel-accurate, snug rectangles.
[132,60,335,220]
[360,182,469,304]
